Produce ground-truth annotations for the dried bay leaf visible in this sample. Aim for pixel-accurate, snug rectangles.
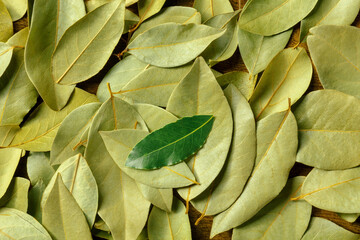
[84,97,150,240]
[41,154,98,226]
[0,0,13,42]
[8,88,97,151]
[52,0,125,85]
[301,217,359,240]
[294,90,360,170]
[50,102,101,166]
[238,0,318,36]
[238,28,292,77]
[295,167,360,213]
[211,109,298,237]
[130,6,201,42]
[167,57,233,200]
[0,177,30,212]
[28,179,46,222]
[127,23,225,67]
[137,0,166,24]
[0,148,22,198]
[193,0,233,22]
[6,26,28,46]
[249,47,312,120]
[101,129,197,189]
[0,43,13,78]
[0,126,18,147]
[216,71,256,100]
[125,115,214,170]
[232,177,312,240]
[300,0,360,42]
[124,9,139,33]
[2,0,27,21]
[338,213,360,223]
[147,197,191,240]
[27,152,55,186]
[137,183,173,212]
[191,84,256,216]
[116,64,192,107]
[308,25,360,98]
[0,208,51,240]
[42,174,92,240]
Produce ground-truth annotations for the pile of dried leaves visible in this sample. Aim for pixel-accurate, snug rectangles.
[0,0,360,239]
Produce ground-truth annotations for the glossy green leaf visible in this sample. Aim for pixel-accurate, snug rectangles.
[41,154,98,226]
[167,57,233,200]
[97,55,149,102]
[238,28,292,77]
[28,179,46,222]
[0,177,30,212]
[193,0,233,22]
[148,197,191,240]
[294,90,360,170]
[130,6,201,42]
[211,110,298,238]
[308,25,360,98]
[27,152,55,186]
[52,0,125,85]
[296,167,360,213]
[138,0,166,24]
[191,84,256,216]
[137,183,173,212]
[101,129,197,189]
[2,0,27,21]
[232,177,312,240]
[126,115,214,170]
[0,208,51,239]
[249,47,312,120]
[301,217,359,240]
[50,102,101,165]
[42,174,92,240]
[0,0,13,42]
[300,0,360,42]
[238,0,318,36]
[114,64,192,107]
[128,23,225,67]
[0,148,22,198]
[338,213,360,223]
[0,46,38,127]
[25,0,84,110]
[216,71,256,100]
[84,97,150,240]
[0,43,13,78]
[8,88,98,151]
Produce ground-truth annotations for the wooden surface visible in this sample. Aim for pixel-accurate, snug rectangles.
[13,0,360,239]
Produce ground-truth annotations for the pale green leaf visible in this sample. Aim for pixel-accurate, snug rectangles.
[0,126,18,147]
[148,197,191,240]
[0,43,13,78]
[2,0,27,21]
[8,88,98,151]
[294,90,360,170]
[338,213,360,223]
[101,129,197,188]
[0,148,22,198]
[191,84,256,216]
[28,179,46,222]
[167,57,233,200]
[124,9,139,33]
[137,183,173,212]
[97,55,149,102]
[6,27,28,46]
[301,217,359,240]
[249,47,312,120]
[0,0,13,42]
[130,6,201,42]
[128,23,225,67]
[41,154,98,226]
[297,167,360,213]
[138,0,166,23]
[27,152,55,186]
[233,177,312,240]
[238,28,292,77]
[52,0,125,85]
[0,177,30,212]
[216,71,256,100]
[0,208,51,240]
[300,0,360,42]
[42,174,92,240]
[308,25,360,98]
[238,0,318,36]
[193,0,233,22]
[50,102,101,165]
[211,110,298,237]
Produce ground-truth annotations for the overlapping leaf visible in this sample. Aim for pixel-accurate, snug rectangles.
[193,0,233,22]
[0,1,13,42]
[216,71,256,100]
[0,43,13,78]
[27,152,55,186]
[0,148,22,198]
[137,183,173,212]
[0,177,30,212]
